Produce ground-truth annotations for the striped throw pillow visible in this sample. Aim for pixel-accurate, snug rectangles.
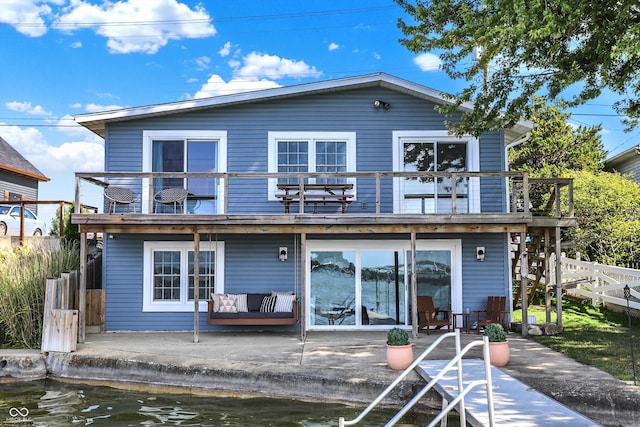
[274,294,295,312]
[260,295,277,312]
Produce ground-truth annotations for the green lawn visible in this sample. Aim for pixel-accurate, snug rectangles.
[513,298,640,384]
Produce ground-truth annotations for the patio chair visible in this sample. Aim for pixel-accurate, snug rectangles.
[417,295,452,335]
[154,187,188,213]
[474,296,508,334]
[104,186,138,214]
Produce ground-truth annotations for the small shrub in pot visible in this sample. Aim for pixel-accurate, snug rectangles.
[483,323,507,342]
[387,327,410,346]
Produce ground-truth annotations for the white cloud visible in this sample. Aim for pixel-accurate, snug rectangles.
[0,0,53,37]
[193,51,322,98]
[414,53,442,71]
[5,101,51,116]
[219,41,232,57]
[234,52,322,80]
[53,0,216,54]
[0,124,103,174]
[84,103,126,113]
[193,75,281,99]
[70,41,82,48]
[328,43,340,51]
[194,56,211,70]
[372,52,381,60]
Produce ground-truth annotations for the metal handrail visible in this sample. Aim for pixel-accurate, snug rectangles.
[338,330,495,427]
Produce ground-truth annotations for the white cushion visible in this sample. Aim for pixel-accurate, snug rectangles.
[274,294,295,312]
[210,293,224,312]
[228,294,248,312]
[218,295,238,313]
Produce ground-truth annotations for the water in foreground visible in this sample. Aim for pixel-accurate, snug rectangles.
[0,380,453,426]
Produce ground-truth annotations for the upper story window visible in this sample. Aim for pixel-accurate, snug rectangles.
[392,131,479,214]
[143,131,227,214]
[268,132,356,199]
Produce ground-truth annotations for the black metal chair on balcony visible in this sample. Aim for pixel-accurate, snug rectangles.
[104,186,138,214]
[154,187,188,213]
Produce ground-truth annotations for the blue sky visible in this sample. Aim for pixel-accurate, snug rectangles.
[0,0,637,226]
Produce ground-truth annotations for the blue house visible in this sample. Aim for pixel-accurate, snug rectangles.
[606,145,640,182]
[72,73,574,337]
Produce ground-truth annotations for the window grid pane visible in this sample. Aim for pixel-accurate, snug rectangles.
[278,141,308,185]
[187,250,216,300]
[316,141,346,184]
[153,251,181,301]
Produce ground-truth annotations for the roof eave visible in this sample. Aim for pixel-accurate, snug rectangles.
[74,72,533,140]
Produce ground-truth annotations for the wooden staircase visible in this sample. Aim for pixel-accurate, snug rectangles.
[512,229,557,306]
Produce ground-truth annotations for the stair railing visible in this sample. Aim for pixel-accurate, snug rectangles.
[338,329,495,427]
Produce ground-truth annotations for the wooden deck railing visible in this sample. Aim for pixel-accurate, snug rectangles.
[74,171,574,218]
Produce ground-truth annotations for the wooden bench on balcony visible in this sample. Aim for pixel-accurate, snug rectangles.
[276,183,354,213]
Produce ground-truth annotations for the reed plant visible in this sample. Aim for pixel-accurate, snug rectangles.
[0,241,79,348]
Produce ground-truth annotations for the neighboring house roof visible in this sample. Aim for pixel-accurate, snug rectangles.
[75,72,534,144]
[605,145,640,182]
[606,145,640,170]
[0,136,50,182]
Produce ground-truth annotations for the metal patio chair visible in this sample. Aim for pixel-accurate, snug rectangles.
[104,186,138,214]
[154,187,188,213]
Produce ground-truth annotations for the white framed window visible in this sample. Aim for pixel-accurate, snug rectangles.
[142,131,227,214]
[143,241,225,312]
[267,132,357,200]
[392,131,480,214]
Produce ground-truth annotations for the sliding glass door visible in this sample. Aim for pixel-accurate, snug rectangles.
[307,239,461,330]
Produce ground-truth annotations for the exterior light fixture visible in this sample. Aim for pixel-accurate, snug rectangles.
[279,247,288,262]
[373,100,391,110]
[476,247,485,261]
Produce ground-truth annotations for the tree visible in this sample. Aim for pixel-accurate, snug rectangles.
[395,0,640,136]
[50,204,79,243]
[509,97,607,177]
[565,170,640,266]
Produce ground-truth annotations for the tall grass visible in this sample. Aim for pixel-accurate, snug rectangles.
[0,241,80,348]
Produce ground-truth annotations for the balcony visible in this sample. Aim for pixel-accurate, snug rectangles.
[72,171,575,235]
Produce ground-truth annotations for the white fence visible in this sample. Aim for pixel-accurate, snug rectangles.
[561,256,640,314]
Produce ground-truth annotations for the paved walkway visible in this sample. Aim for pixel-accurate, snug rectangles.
[2,331,639,426]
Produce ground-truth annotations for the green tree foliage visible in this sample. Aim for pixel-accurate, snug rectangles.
[565,170,640,266]
[509,98,607,177]
[49,204,79,243]
[395,0,640,136]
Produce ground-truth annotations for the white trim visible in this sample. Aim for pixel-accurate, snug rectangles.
[141,130,227,214]
[305,239,462,331]
[142,240,225,312]
[267,131,357,200]
[392,131,480,214]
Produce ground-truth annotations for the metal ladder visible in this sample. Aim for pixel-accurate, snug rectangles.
[339,329,495,427]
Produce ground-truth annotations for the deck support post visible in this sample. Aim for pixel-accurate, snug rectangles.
[79,231,87,343]
[555,226,563,328]
[411,232,418,339]
[520,231,529,337]
[193,231,200,343]
[300,232,307,341]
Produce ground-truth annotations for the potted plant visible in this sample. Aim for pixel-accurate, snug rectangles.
[483,323,510,366]
[386,328,413,370]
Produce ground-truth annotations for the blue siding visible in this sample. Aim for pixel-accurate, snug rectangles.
[103,234,303,330]
[103,231,511,330]
[100,85,514,331]
[105,87,504,215]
